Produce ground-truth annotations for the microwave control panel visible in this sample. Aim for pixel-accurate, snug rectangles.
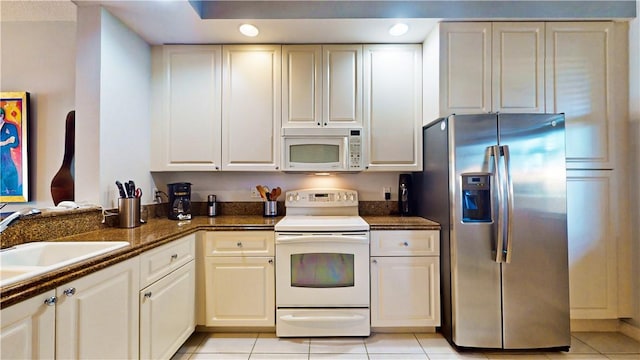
[349,130,362,169]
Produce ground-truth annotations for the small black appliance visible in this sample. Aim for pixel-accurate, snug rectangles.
[398,174,412,216]
[167,182,192,220]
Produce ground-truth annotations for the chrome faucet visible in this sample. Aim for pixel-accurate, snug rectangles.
[0,208,42,233]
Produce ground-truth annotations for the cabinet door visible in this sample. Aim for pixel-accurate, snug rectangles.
[439,22,492,115]
[364,44,422,171]
[492,22,545,113]
[323,45,362,127]
[370,256,440,327]
[1,290,55,360]
[152,45,222,171]
[567,170,618,319]
[56,257,140,360]
[282,45,322,128]
[204,256,275,326]
[222,45,281,171]
[545,22,615,169]
[140,261,195,360]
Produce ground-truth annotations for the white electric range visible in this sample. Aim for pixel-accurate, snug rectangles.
[274,189,371,337]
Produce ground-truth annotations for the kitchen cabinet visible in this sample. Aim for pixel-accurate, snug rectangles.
[1,290,56,359]
[202,231,275,326]
[363,44,423,171]
[567,170,619,319]
[222,45,281,171]
[56,256,140,359]
[139,235,195,360]
[370,230,440,328]
[282,44,362,128]
[151,45,223,171]
[437,22,544,115]
[545,22,618,170]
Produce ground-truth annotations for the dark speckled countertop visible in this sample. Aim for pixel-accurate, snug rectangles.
[1,214,438,308]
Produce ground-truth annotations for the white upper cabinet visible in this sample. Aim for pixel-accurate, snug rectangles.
[545,22,616,169]
[438,22,544,115]
[492,22,545,113]
[439,22,492,115]
[282,45,362,128]
[222,45,281,171]
[151,45,223,171]
[364,44,422,171]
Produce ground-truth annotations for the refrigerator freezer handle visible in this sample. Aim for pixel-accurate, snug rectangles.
[491,145,504,263]
[502,145,514,264]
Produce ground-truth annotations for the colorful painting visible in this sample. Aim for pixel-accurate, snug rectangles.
[1,92,30,203]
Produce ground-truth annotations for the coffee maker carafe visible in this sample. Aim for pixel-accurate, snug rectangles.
[398,174,412,216]
[167,182,192,220]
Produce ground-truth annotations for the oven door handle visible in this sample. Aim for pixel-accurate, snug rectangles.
[275,235,368,244]
[279,314,367,323]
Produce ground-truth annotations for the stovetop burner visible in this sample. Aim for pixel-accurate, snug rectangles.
[274,189,368,232]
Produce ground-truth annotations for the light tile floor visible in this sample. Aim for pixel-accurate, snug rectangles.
[172,332,640,360]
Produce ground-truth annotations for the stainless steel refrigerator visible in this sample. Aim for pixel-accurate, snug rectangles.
[415,113,570,350]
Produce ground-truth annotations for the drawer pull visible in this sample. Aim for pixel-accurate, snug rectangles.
[171,254,178,260]
[144,292,152,298]
[63,287,76,297]
[403,242,409,247]
[44,297,57,306]
[372,259,378,264]
[237,242,243,248]
[268,259,274,264]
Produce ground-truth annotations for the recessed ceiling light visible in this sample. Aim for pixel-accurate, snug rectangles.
[389,23,409,36]
[239,24,259,37]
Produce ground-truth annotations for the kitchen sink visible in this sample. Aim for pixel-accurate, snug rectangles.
[0,241,130,287]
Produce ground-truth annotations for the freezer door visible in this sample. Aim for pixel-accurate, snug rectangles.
[498,113,571,349]
[450,114,502,348]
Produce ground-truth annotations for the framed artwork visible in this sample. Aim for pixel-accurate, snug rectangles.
[1,91,30,203]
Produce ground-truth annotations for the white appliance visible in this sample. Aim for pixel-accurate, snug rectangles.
[275,189,370,337]
[281,128,363,172]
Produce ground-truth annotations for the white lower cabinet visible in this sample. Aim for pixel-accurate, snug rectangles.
[1,290,56,360]
[56,256,140,359]
[370,230,441,328]
[202,231,275,327]
[139,235,196,359]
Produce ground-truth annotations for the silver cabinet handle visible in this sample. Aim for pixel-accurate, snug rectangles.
[44,297,57,306]
[237,242,243,247]
[144,292,152,298]
[171,254,178,260]
[372,259,378,264]
[268,259,273,264]
[403,242,409,247]
[63,287,76,297]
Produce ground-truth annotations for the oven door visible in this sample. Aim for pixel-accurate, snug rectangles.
[275,232,369,307]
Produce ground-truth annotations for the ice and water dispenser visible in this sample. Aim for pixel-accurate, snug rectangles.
[461,173,492,223]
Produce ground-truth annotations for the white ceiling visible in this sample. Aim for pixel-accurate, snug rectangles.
[2,0,635,45]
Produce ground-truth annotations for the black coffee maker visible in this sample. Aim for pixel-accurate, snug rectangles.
[398,174,412,216]
[167,182,192,220]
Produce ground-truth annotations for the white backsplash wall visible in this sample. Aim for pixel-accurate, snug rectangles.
[151,172,408,202]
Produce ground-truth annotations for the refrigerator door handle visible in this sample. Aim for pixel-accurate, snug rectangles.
[491,145,505,263]
[502,145,514,264]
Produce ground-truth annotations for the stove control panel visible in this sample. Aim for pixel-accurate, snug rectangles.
[285,189,358,207]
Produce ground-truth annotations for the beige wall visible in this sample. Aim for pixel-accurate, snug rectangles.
[0,20,77,212]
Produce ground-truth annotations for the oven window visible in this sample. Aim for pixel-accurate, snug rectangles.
[290,144,340,163]
[290,253,354,288]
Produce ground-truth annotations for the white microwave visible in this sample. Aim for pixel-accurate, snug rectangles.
[281,128,364,172]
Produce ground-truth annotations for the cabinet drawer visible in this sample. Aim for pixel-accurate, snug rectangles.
[370,230,439,256]
[203,231,274,257]
[140,234,195,288]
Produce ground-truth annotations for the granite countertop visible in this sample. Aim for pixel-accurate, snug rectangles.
[1,214,439,308]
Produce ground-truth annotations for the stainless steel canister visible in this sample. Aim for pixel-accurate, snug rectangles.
[207,194,217,217]
[118,197,141,228]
